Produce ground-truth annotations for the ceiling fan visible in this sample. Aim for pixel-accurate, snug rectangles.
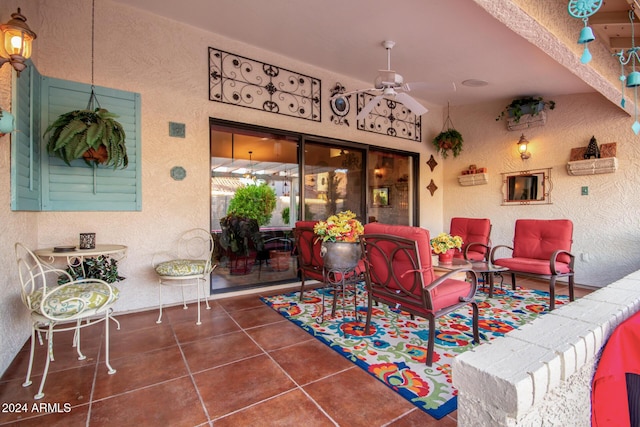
[336,40,451,120]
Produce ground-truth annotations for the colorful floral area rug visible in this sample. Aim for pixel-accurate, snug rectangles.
[261,283,568,420]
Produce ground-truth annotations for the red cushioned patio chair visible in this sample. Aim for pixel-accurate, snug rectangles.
[449,217,492,261]
[490,219,575,311]
[360,223,479,366]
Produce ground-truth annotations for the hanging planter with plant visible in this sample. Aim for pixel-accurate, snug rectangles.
[432,103,463,158]
[495,96,555,123]
[44,103,128,169]
[43,0,128,170]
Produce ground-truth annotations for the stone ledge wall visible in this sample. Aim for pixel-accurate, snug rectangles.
[453,272,640,426]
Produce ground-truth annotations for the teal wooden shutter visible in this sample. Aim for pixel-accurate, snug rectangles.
[11,63,42,211]
[40,77,142,211]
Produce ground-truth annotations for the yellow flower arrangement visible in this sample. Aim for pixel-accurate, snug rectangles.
[313,210,364,243]
[430,232,463,254]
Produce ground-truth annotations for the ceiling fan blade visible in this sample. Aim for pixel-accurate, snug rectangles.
[356,94,384,119]
[394,92,428,116]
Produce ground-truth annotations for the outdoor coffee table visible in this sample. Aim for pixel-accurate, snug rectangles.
[469,261,509,297]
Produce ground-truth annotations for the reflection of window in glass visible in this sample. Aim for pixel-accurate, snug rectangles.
[367,150,414,225]
[210,125,299,231]
[303,144,364,221]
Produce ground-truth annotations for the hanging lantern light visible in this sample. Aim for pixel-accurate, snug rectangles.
[0,8,37,76]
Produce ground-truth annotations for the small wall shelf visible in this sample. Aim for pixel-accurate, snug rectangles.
[507,111,546,131]
[566,157,618,176]
[458,173,489,186]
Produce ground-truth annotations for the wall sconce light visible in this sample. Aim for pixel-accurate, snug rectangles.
[374,164,383,179]
[0,8,37,77]
[517,134,531,160]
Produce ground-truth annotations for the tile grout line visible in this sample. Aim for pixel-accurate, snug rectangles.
[227,296,342,426]
[169,318,214,426]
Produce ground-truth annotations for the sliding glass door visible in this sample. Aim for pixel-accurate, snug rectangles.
[210,119,418,294]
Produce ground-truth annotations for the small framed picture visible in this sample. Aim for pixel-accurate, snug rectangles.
[372,186,390,207]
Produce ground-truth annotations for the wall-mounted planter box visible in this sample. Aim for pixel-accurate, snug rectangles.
[566,157,618,176]
[507,111,547,131]
[458,173,489,186]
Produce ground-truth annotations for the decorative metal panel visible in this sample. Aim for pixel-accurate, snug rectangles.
[209,47,321,122]
[356,92,422,142]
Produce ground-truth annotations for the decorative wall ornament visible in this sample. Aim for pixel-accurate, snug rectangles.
[329,82,350,126]
[356,92,422,142]
[427,179,438,196]
[208,47,321,122]
[567,0,602,64]
[427,155,438,172]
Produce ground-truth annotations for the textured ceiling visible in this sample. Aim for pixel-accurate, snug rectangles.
[112,0,607,109]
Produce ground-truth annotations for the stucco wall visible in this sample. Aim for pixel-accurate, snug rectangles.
[443,93,640,287]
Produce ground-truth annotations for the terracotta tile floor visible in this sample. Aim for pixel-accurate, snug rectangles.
[0,279,592,426]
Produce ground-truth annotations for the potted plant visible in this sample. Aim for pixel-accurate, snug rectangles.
[226,182,277,226]
[57,255,124,284]
[314,210,364,270]
[496,96,556,123]
[219,182,276,274]
[430,232,463,264]
[432,128,464,158]
[44,108,128,169]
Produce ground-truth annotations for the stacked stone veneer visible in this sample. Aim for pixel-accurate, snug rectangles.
[453,272,640,426]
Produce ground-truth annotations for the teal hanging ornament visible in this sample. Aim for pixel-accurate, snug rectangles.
[615,9,640,134]
[568,0,603,64]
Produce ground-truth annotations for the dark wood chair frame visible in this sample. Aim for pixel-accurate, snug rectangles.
[490,245,575,311]
[360,233,480,366]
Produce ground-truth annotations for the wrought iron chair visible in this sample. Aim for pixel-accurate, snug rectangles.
[153,228,216,325]
[15,242,120,400]
[449,217,492,261]
[360,223,480,366]
[490,219,575,311]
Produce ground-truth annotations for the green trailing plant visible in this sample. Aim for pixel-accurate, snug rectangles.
[496,96,556,123]
[44,107,128,169]
[227,182,277,226]
[432,128,464,158]
[57,255,124,285]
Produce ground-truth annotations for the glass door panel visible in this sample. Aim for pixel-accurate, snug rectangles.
[303,142,365,222]
[210,124,299,293]
[367,149,414,225]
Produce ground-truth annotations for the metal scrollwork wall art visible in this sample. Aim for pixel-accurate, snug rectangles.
[208,47,321,122]
[356,92,422,142]
[329,82,350,126]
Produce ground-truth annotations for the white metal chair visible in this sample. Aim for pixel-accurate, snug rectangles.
[15,242,120,400]
[152,228,216,325]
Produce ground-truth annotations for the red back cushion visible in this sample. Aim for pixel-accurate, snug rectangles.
[450,217,491,255]
[512,219,573,263]
[363,223,435,285]
[294,221,322,268]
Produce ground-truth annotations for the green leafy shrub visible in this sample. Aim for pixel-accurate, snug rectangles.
[227,182,276,226]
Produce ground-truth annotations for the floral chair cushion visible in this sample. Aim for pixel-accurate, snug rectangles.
[30,283,120,319]
[155,259,207,277]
